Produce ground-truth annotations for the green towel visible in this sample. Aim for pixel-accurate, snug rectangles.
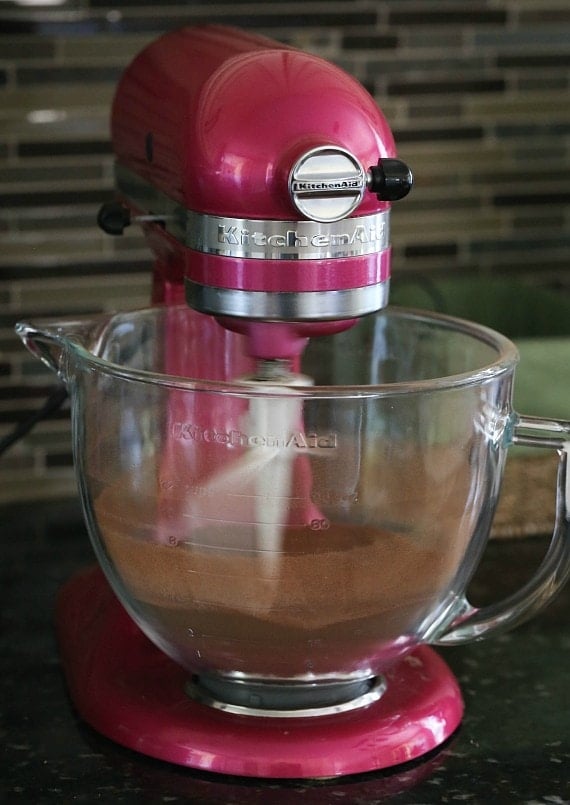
[514,338,569,420]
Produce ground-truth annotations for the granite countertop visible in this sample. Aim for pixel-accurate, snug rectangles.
[2,499,569,804]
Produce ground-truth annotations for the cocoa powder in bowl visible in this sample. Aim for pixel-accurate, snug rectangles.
[94,451,472,678]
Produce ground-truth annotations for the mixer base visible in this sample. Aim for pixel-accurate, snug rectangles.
[56,566,464,779]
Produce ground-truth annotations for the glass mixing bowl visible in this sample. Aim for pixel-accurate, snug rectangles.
[18,306,570,715]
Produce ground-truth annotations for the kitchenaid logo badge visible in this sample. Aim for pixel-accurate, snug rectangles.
[171,422,337,450]
[217,219,385,250]
[291,177,365,193]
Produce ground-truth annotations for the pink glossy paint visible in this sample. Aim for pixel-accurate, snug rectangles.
[111,26,394,219]
[111,25,395,315]
[56,566,464,779]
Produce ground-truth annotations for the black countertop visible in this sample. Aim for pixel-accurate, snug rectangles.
[2,499,569,804]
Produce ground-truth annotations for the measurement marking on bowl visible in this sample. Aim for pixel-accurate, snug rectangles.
[181,543,283,556]
[224,492,308,502]
[181,513,292,528]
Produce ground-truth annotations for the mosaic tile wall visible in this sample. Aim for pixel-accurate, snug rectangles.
[1,0,569,502]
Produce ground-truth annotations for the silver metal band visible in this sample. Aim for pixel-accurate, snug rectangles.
[185,674,386,718]
[185,278,390,321]
[115,163,390,261]
[187,209,390,260]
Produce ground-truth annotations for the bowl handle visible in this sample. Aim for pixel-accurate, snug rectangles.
[434,414,570,645]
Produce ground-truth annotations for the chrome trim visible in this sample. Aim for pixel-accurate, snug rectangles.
[187,209,389,260]
[115,163,390,260]
[185,674,386,718]
[185,278,390,320]
[288,145,367,222]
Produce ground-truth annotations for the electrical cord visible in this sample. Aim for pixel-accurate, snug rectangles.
[0,384,68,457]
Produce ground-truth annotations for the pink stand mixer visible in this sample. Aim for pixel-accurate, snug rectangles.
[18,25,570,780]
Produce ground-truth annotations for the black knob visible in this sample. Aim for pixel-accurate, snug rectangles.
[368,158,413,201]
[97,201,131,235]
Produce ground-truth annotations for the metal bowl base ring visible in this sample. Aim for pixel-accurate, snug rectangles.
[185,673,387,718]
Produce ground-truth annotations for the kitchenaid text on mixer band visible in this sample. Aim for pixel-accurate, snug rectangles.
[216,219,387,252]
[205,212,389,259]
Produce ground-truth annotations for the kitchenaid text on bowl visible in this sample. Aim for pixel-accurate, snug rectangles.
[171,422,338,450]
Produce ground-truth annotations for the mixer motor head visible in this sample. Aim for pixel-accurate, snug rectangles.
[99,25,412,360]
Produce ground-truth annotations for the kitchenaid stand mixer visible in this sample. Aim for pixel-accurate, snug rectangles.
[18,25,570,780]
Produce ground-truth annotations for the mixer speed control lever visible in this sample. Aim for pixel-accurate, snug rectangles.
[367,159,413,202]
[97,201,168,236]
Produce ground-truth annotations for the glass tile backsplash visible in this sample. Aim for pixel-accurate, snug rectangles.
[0,0,568,501]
